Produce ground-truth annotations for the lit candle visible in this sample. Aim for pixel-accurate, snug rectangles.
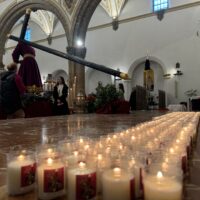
[102,167,135,200]
[67,162,96,200]
[144,171,182,200]
[37,157,65,200]
[65,151,79,168]
[7,154,36,195]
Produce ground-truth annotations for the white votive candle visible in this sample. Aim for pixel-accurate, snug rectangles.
[37,157,65,200]
[68,162,97,200]
[7,154,36,195]
[102,167,135,200]
[144,171,182,200]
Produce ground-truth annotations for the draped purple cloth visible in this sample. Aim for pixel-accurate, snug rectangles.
[12,42,42,89]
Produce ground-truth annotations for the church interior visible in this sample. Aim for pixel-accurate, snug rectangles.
[1,0,200,200]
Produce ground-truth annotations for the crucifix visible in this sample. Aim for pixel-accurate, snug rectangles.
[8,9,129,80]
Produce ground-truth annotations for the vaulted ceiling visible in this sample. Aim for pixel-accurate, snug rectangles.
[0,0,128,36]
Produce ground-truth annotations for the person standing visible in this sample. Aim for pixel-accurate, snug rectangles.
[118,83,125,99]
[53,76,70,115]
[0,63,26,119]
[12,42,42,93]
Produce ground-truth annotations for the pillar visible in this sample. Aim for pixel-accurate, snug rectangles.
[67,46,87,113]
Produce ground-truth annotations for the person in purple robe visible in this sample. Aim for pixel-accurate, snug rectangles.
[12,42,42,93]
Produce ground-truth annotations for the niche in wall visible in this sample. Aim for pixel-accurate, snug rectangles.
[132,60,164,94]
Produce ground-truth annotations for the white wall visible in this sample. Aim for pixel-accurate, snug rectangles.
[85,0,200,104]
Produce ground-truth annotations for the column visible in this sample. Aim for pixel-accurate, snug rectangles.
[67,46,87,113]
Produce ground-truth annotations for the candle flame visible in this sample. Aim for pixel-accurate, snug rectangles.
[79,162,86,169]
[97,154,103,161]
[176,139,180,144]
[18,155,25,161]
[113,167,121,177]
[73,151,78,156]
[47,158,53,165]
[157,171,163,179]
[170,148,174,154]
[47,148,53,154]
[131,136,135,141]
[84,145,89,150]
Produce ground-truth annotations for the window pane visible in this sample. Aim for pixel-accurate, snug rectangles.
[25,28,31,41]
[153,0,168,12]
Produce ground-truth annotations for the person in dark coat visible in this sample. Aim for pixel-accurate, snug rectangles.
[0,63,26,119]
[53,76,70,115]
[12,42,42,93]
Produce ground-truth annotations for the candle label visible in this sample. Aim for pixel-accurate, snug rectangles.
[130,178,135,200]
[21,163,36,187]
[44,167,64,193]
[76,172,96,200]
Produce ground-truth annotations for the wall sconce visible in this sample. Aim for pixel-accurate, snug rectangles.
[156,10,165,21]
[47,35,52,45]
[163,74,171,79]
[144,58,151,71]
[174,62,183,76]
[112,17,119,31]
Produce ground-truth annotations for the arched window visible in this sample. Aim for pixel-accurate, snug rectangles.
[153,0,169,12]
[25,28,31,41]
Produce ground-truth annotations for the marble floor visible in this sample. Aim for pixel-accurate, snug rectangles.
[0,111,200,199]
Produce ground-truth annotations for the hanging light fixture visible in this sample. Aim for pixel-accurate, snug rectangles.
[145,58,151,71]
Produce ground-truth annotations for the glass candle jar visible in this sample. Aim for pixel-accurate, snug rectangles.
[102,159,135,200]
[7,147,36,195]
[67,161,97,200]
[143,166,183,200]
[37,152,66,200]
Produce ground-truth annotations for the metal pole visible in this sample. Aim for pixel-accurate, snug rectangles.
[8,35,129,80]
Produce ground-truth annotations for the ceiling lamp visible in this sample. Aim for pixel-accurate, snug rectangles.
[145,58,151,71]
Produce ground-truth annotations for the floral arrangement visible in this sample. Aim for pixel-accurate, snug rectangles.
[94,82,123,109]
[85,83,123,113]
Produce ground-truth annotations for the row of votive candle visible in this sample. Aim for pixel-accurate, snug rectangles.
[6,112,200,200]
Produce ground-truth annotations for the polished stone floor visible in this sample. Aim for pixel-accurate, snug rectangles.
[0,111,200,199]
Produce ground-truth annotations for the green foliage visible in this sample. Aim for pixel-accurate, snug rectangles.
[94,82,123,109]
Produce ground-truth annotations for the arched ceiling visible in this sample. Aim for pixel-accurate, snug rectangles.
[100,0,127,19]
[31,10,58,36]
[0,0,128,36]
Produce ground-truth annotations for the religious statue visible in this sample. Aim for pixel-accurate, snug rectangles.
[12,42,43,93]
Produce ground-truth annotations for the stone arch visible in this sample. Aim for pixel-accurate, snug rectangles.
[128,56,167,78]
[128,56,166,95]
[0,0,71,68]
[128,56,167,77]
[70,0,101,45]
[52,69,68,82]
